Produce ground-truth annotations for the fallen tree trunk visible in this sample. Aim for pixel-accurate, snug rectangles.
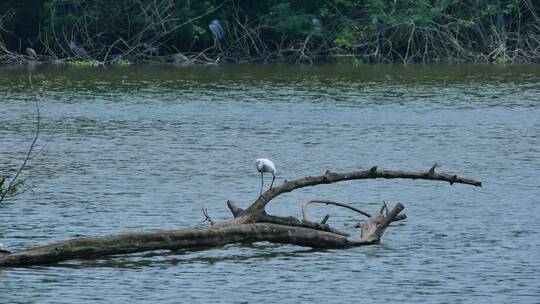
[0,165,481,267]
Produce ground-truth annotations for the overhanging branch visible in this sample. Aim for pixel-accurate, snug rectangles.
[246,166,481,213]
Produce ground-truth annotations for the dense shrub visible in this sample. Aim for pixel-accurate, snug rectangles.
[1,0,539,63]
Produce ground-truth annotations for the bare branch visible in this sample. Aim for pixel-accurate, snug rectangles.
[0,75,40,204]
[429,163,438,174]
[302,200,372,221]
[247,166,482,213]
[227,200,244,218]
[201,208,215,226]
[374,203,405,240]
[321,215,330,224]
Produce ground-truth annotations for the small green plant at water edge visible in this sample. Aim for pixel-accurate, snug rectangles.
[352,57,364,66]
[336,56,363,66]
[113,59,132,65]
[494,56,507,65]
[68,60,99,67]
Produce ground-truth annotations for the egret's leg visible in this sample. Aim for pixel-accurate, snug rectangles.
[270,173,275,190]
[260,172,264,195]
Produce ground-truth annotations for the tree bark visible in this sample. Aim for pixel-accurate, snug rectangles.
[0,166,481,267]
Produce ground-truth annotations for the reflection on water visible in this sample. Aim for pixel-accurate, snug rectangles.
[1,65,539,303]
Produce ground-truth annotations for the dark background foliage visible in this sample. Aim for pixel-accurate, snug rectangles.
[1,0,539,63]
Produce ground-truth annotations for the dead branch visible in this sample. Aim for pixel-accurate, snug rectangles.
[0,203,405,267]
[301,200,407,223]
[0,165,480,267]
[0,82,40,205]
[359,203,404,242]
[226,200,349,236]
[0,222,378,267]
[302,200,372,220]
[201,208,215,226]
[246,166,481,214]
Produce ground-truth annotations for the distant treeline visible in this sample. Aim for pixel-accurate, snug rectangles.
[1,0,539,64]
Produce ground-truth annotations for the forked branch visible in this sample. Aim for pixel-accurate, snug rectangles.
[0,165,481,267]
[246,166,482,213]
[301,200,407,223]
[302,200,372,220]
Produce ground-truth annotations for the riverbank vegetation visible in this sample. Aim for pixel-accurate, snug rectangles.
[1,0,539,65]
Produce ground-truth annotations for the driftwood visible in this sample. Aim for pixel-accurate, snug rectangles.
[0,165,481,267]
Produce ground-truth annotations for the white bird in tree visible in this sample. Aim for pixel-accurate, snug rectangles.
[256,158,277,195]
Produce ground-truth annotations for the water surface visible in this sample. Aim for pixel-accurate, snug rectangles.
[1,65,539,303]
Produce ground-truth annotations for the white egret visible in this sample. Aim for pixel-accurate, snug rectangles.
[256,158,277,195]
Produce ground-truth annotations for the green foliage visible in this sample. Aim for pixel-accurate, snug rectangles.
[364,0,387,18]
[334,31,356,49]
[270,3,312,39]
[0,0,539,63]
[68,60,100,67]
[352,57,363,66]
[113,59,132,66]
[495,55,507,65]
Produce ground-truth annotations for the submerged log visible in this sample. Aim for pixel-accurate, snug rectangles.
[0,166,481,267]
[0,204,405,267]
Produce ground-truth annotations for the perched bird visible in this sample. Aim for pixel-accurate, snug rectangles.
[26,47,37,59]
[172,52,191,65]
[209,20,225,40]
[69,40,89,59]
[256,158,277,195]
[312,17,323,30]
[110,54,124,64]
[373,18,385,33]
[143,42,159,56]
[0,243,11,255]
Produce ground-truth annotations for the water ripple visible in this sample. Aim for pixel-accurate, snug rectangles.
[1,65,539,303]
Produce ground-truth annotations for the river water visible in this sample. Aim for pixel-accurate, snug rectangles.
[0,65,539,303]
